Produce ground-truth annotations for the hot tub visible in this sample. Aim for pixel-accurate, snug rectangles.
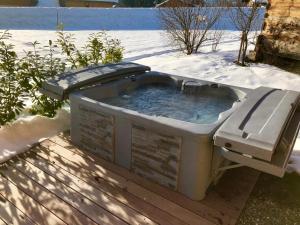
[69,72,246,199]
[42,62,300,200]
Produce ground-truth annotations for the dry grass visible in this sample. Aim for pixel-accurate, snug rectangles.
[238,172,300,225]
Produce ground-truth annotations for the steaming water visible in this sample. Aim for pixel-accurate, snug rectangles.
[102,84,236,124]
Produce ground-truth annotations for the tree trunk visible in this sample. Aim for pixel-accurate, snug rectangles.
[241,37,248,66]
[237,33,244,64]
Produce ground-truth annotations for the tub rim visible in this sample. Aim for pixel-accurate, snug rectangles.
[70,73,249,136]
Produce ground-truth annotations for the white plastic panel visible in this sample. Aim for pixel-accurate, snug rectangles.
[218,108,300,177]
[214,87,300,161]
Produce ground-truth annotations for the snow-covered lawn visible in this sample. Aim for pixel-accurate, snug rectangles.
[8,30,299,91]
[1,29,300,173]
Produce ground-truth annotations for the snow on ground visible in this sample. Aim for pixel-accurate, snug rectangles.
[0,109,70,163]
[8,30,299,91]
[1,29,300,174]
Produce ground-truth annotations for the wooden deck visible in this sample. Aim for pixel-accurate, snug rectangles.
[0,134,259,225]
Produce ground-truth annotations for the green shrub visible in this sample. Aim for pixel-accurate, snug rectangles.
[59,0,66,7]
[0,31,124,126]
[56,31,124,69]
[18,40,66,117]
[32,0,38,6]
[0,31,24,125]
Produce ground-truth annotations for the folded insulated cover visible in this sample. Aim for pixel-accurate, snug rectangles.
[40,62,151,100]
[214,87,300,161]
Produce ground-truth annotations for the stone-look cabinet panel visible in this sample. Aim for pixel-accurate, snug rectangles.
[78,104,115,161]
[131,125,182,190]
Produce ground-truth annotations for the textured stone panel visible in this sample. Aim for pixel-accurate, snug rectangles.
[256,0,300,61]
[78,104,114,161]
[131,125,182,190]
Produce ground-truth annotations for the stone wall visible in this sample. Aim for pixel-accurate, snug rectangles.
[255,0,300,64]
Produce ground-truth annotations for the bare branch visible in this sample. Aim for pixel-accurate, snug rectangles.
[229,0,261,65]
[159,1,224,55]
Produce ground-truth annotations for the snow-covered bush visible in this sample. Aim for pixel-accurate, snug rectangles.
[0,31,124,126]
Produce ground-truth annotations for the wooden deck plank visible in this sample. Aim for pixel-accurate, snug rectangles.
[53,134,259,225]
[34,145,188,225]
[0,192,35,225]
[0,170,65,225]
[40,140,215,225]
[3,163,99,225]
[24,154,157,225]
[0,134,258,225]
[51,136,234,225]
[9,159,127,225]
[0,217,7,225]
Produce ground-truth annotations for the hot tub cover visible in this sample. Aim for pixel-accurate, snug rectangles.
[214,86,300,176]
[40,62,150,100]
